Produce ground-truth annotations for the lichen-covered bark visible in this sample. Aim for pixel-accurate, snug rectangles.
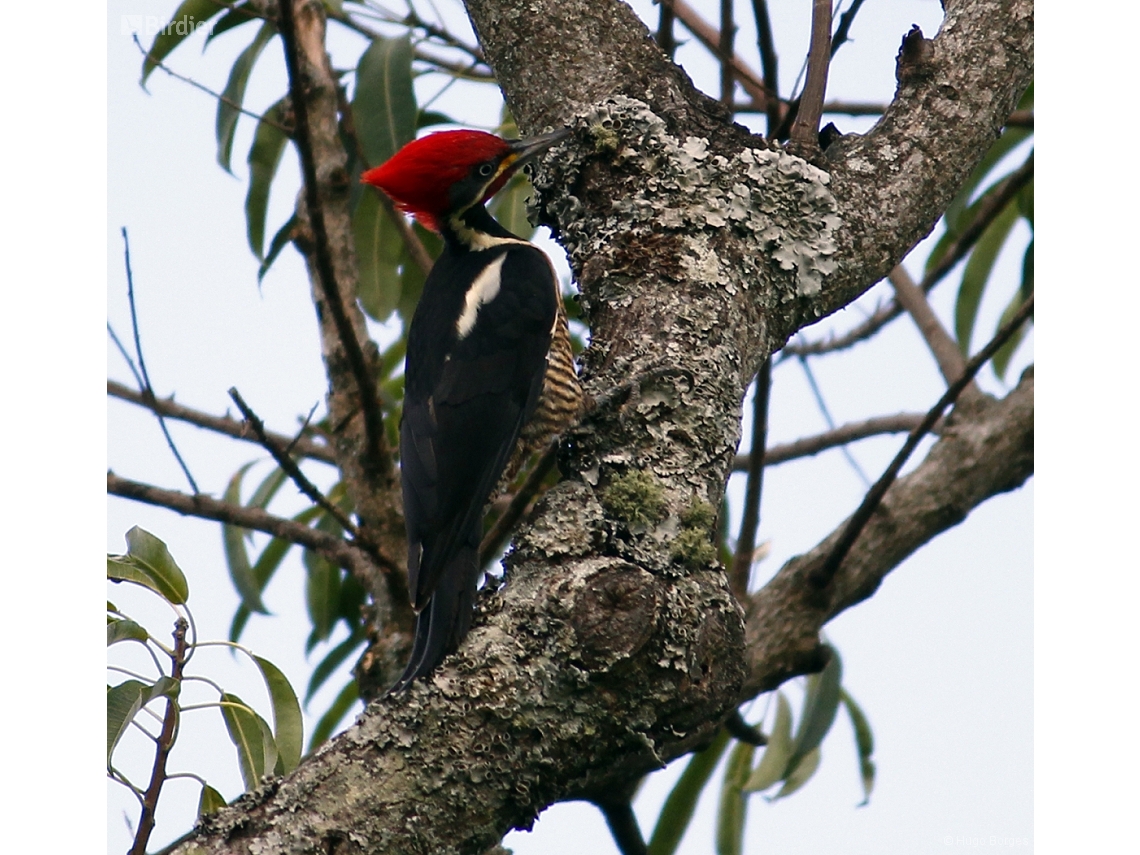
[169,0,1033,852]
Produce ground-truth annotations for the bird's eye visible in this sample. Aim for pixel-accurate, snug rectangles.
[478,163,495,177]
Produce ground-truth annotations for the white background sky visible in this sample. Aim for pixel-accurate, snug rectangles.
[3,3,1131,854]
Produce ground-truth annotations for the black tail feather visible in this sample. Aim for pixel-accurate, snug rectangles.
[388,543,479,693]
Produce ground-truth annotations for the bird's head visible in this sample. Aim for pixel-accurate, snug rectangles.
[361,127,571,232]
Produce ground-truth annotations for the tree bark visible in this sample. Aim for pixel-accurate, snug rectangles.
[168,0,1033,852]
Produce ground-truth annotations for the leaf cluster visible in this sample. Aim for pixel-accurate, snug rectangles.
[108,527,303,854]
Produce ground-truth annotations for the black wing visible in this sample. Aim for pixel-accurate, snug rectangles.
[395,242,557,687]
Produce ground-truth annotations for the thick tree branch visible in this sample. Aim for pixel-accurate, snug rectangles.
[278,0,409,635]
[742,367,1033,696]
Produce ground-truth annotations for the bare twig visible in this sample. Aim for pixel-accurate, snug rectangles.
[725,709,767,746]
[796,353,869,486]
[809,295,1035,590]
[108,380,336,464]
[732,412,932,471]
[748,0,782,133]
[923,152,1034,288]
[133,35,293,135]
[662,0,774,107]
[719,0,735,107]
[785,151,1034,358]
[107,472,390,572]
[120,228,200,494]
[729,361,771,599]
[129,617,188,855]
[278,0,390,477]
[788,0,832,152]
[228,387,359,536]
[656,1,677,58]
[324,4,494,78]
[479,440,560,567]
[830,0,869,57]
[888,266,970,386]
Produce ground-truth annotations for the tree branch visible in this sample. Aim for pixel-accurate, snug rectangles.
[108,380,336,464]
[729,362,770,599]
[742,366,1033,696]
[786,149,1034,358]
[278,0,389,480]
[107,472,378,573]
[787,0,832,153]
[888,265,970,386]
[810,295,1033,590]
[732,412,932,471]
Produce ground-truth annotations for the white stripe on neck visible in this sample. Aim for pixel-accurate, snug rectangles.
[456,254,508,340]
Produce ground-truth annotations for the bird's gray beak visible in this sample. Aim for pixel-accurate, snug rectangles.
[507,127,573,169]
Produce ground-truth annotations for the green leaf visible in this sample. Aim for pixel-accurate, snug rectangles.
[940,127,1031,239]
[990,285,1033,381]
[307,679,360,752]
[253,656,303,774]
[306,628,367,704]
[377,334,408,380]
[955,199,1020,355]
[197,783,227,817]
[149,676,181,701]
[351,35,417,167]
[304,547,342,646]
[488,171,538,240]
[1017,176,1034,229]
[258,215,298,282]
[715,740,756,855]
[206,2,259,45]
[648,729,730,855]
[230,506,322,644]
[353,189,404,322]
[787,646,843,771]
[396,223,442,322]
[140,0,225,85]
[223,464,270,614]
[743,692,793,792]
[247,464,289,511]
[107,618,148,646]
[219,692,276,791]
[216,22,277,173]
[246,98,291,260]
[840,688,876,806]
[107,680,148,762]
[107,527,189,604]
[1017,80,1033,110]
[771,745,821,800]
[417,110,455,130]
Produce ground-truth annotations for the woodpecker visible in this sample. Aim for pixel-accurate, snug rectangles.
[362,127,582,691]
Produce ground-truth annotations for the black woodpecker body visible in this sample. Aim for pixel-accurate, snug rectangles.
[362,128,581,691]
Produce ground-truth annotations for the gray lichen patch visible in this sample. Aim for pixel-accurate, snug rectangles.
[535,95,842,300]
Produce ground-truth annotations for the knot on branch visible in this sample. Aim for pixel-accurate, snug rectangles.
[571,565,660,670]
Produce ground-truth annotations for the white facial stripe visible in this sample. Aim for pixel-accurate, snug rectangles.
[448,215,534,251]
[456,254,507,339]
